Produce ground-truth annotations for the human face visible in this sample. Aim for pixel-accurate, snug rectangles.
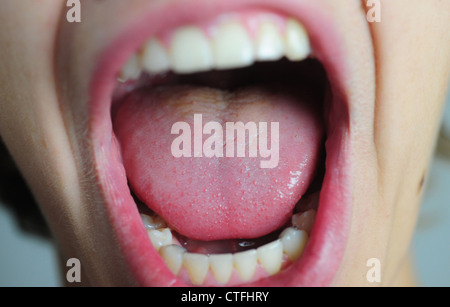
[0,0,448,286]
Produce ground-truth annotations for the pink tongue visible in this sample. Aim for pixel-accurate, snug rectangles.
[113,85,323,240]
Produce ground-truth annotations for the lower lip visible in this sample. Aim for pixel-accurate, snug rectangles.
[89,0,351,286]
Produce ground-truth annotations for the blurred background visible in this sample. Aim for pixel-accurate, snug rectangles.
[0,89,449,287]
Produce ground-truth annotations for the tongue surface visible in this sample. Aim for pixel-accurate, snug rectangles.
[114,85,323,240]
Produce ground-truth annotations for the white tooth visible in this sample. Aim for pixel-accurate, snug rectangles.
[141,38,171,74]
[255,21,285,61]
[159,245,186,275]
[279,227,308,261]
[140,213,166,230]
[183,253,209,285]
[233,249,257,282]
[284,18,311,61]
[292,209,316,234]
[148,228,172,251]
[212,21,254,69]
[170,26,213,74]
[209,254,233,284]
[120,53,141,81]
[257,240,283,276]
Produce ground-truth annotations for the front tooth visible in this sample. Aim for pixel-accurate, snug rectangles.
[183,253,209,285]
[292,209,316,234]
[257,240,283,276]
[233,249,257,282]
[170,26,213,74]
[141,38,171,74]
[279,227,308,261]
[159,245,186,275]
[212,21,254,69]
[120,53,141,81]
[209,254,233,284]
[255,21,285,61]
[284,18,311,61]
[148,228,172,251]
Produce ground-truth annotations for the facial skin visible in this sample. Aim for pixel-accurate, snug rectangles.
[0,0,448,286]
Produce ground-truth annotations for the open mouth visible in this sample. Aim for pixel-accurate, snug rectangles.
[113,29,328,285]
[59,0,355,287]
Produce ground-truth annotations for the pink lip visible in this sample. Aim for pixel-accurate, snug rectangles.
[88,0,351,286]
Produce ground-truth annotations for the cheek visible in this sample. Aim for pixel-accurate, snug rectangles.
[371,0,448,217]
[0,0,84,241]
[336,0,450,286]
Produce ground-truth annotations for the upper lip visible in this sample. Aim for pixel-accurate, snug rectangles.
[55,0,374,286]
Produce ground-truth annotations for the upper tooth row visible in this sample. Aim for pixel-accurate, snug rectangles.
[141,209,314,285]
[120,18,311,80]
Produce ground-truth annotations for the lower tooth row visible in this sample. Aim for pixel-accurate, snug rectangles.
[141,210,315,285]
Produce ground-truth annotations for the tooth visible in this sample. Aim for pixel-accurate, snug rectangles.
[170,26,213,74]
[257,240,283,276]
[148,228,172,251]
[233,249,257,282]
[292,209,316,234]
[279,227,308,261]
[255,21,285,61]
[212,21,254,69]
[141,38,171,74]
[209,254,233,284]
[140,213,166,230]
[284,18,311,61]
[119,53,141,81]
[183,253,209,285]
[159,245,186,275]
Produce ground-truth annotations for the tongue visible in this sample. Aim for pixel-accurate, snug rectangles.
[113,84,323,241]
